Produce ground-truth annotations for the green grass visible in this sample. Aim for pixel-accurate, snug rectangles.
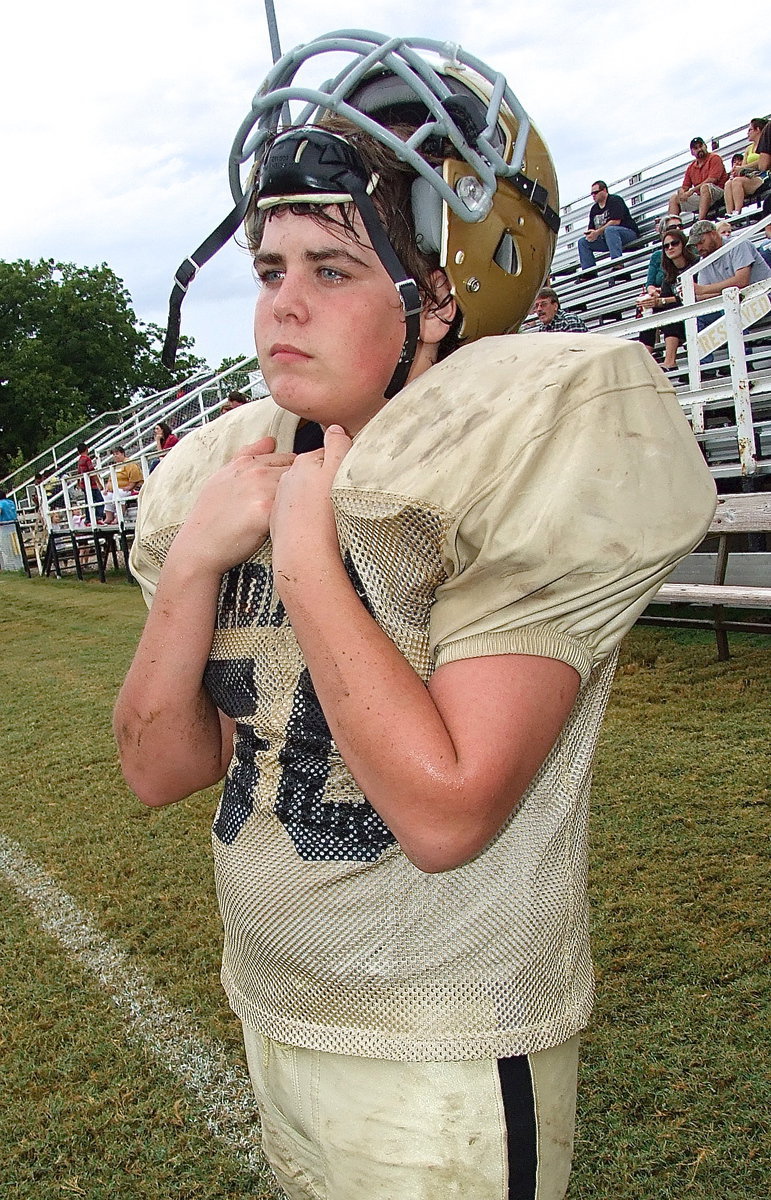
[1,574,769,1198]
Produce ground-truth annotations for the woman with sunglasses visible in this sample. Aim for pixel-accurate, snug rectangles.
[640,228,698,371]
[638,215,684,353]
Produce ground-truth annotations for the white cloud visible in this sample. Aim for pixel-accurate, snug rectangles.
[2,0,765,368]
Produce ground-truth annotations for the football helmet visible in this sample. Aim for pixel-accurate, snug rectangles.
[163,30,559,375]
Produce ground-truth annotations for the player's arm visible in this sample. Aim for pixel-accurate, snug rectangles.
[270,427,580,874]
[114,438,294,807]
[113,549,234,806]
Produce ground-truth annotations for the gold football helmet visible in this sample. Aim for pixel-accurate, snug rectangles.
[163,31,559,371]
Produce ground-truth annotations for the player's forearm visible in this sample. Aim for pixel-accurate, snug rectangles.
[113,548,227,806]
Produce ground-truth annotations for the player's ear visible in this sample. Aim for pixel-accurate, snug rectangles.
[419,270,456,347]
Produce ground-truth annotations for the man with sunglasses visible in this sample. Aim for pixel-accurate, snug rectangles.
[577,180,639,271]
[668,137,728,222]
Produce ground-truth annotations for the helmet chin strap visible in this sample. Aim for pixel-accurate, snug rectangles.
[348,186,422,399]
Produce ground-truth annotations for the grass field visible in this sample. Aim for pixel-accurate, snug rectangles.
[1,572,769,1199]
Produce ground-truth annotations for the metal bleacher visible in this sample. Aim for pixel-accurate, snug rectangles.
[539,119,771,482]
[6,357,266,578]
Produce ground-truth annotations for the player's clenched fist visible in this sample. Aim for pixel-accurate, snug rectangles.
[170,437,296,576]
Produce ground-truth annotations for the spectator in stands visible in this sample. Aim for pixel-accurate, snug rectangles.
[529,288,588,333]
[149,423,180,475]
[668,138,728,222]
[103,447,144,525]
[221,390,250,415]
[757,118,771,173]
[154,422,179,454]
[578,180,640,270]
[689,220,771,299]
[638,216,684,353]
[640,229,698,372]
[76,442,104,522]
[724,119,769,215]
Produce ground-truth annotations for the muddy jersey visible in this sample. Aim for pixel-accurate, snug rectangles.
[131,335,715,1060]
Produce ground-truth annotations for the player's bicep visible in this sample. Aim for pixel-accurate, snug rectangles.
[427,652,580,816]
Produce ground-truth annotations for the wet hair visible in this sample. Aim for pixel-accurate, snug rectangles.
[245,117,461,357]
[661,229,697,285]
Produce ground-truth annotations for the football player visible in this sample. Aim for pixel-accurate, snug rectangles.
[114,31,715,1200]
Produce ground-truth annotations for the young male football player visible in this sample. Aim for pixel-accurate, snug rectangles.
[114,32,716,1200]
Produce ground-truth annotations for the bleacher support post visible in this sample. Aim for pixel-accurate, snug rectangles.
[724,287,757,476]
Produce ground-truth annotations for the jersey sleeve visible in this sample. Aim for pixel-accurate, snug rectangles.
[424,338,716,681]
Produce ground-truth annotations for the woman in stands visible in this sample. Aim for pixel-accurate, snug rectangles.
[724,118,769,215]
[649,228,698,371]
[153,421,179,454]
[638,214,684,354]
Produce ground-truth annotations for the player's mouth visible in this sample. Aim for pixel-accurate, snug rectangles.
[270,343,312,362]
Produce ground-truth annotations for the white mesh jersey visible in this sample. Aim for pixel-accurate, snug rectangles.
[132,335,716,1061]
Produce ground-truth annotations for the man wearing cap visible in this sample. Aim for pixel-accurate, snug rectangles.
[689,220,771,299]
[530,288,588,333]
[668,138,728,222]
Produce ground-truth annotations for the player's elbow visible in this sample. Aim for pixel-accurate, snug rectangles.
[116,752,186,809]
[112,706,191,808]
[398,796,516,874]
[402,829,494,874]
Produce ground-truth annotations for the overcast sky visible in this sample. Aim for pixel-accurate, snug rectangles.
[3,1,766,371]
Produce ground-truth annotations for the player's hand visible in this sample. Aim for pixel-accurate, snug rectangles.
[170,437,296,576]
[270,425,351,573]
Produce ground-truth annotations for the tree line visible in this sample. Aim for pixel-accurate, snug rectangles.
[0,258,212,476]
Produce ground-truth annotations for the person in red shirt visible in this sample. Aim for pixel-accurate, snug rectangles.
[154,422,179,453]
[668,137,728,222]
[75,441,104,523]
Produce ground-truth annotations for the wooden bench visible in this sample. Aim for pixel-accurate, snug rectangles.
[639,493,771,659]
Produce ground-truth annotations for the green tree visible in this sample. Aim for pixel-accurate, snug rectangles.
[0,259,208,474]
[215,354,262,396]
[135,323,209,397]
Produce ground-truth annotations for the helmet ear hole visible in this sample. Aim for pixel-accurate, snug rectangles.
[411,176,444,256]
[493,231,520,276]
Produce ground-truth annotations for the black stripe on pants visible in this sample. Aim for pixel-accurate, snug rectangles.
[497,1055,538,1200]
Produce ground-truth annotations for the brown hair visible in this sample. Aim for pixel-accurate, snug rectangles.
[661,229,698,285]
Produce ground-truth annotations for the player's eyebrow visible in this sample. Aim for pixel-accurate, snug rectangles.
[253,247,371,270]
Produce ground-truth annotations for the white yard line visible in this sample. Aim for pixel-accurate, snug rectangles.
[0,833,270,1181]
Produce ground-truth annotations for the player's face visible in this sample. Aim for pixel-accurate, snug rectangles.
[253,209,412,435]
